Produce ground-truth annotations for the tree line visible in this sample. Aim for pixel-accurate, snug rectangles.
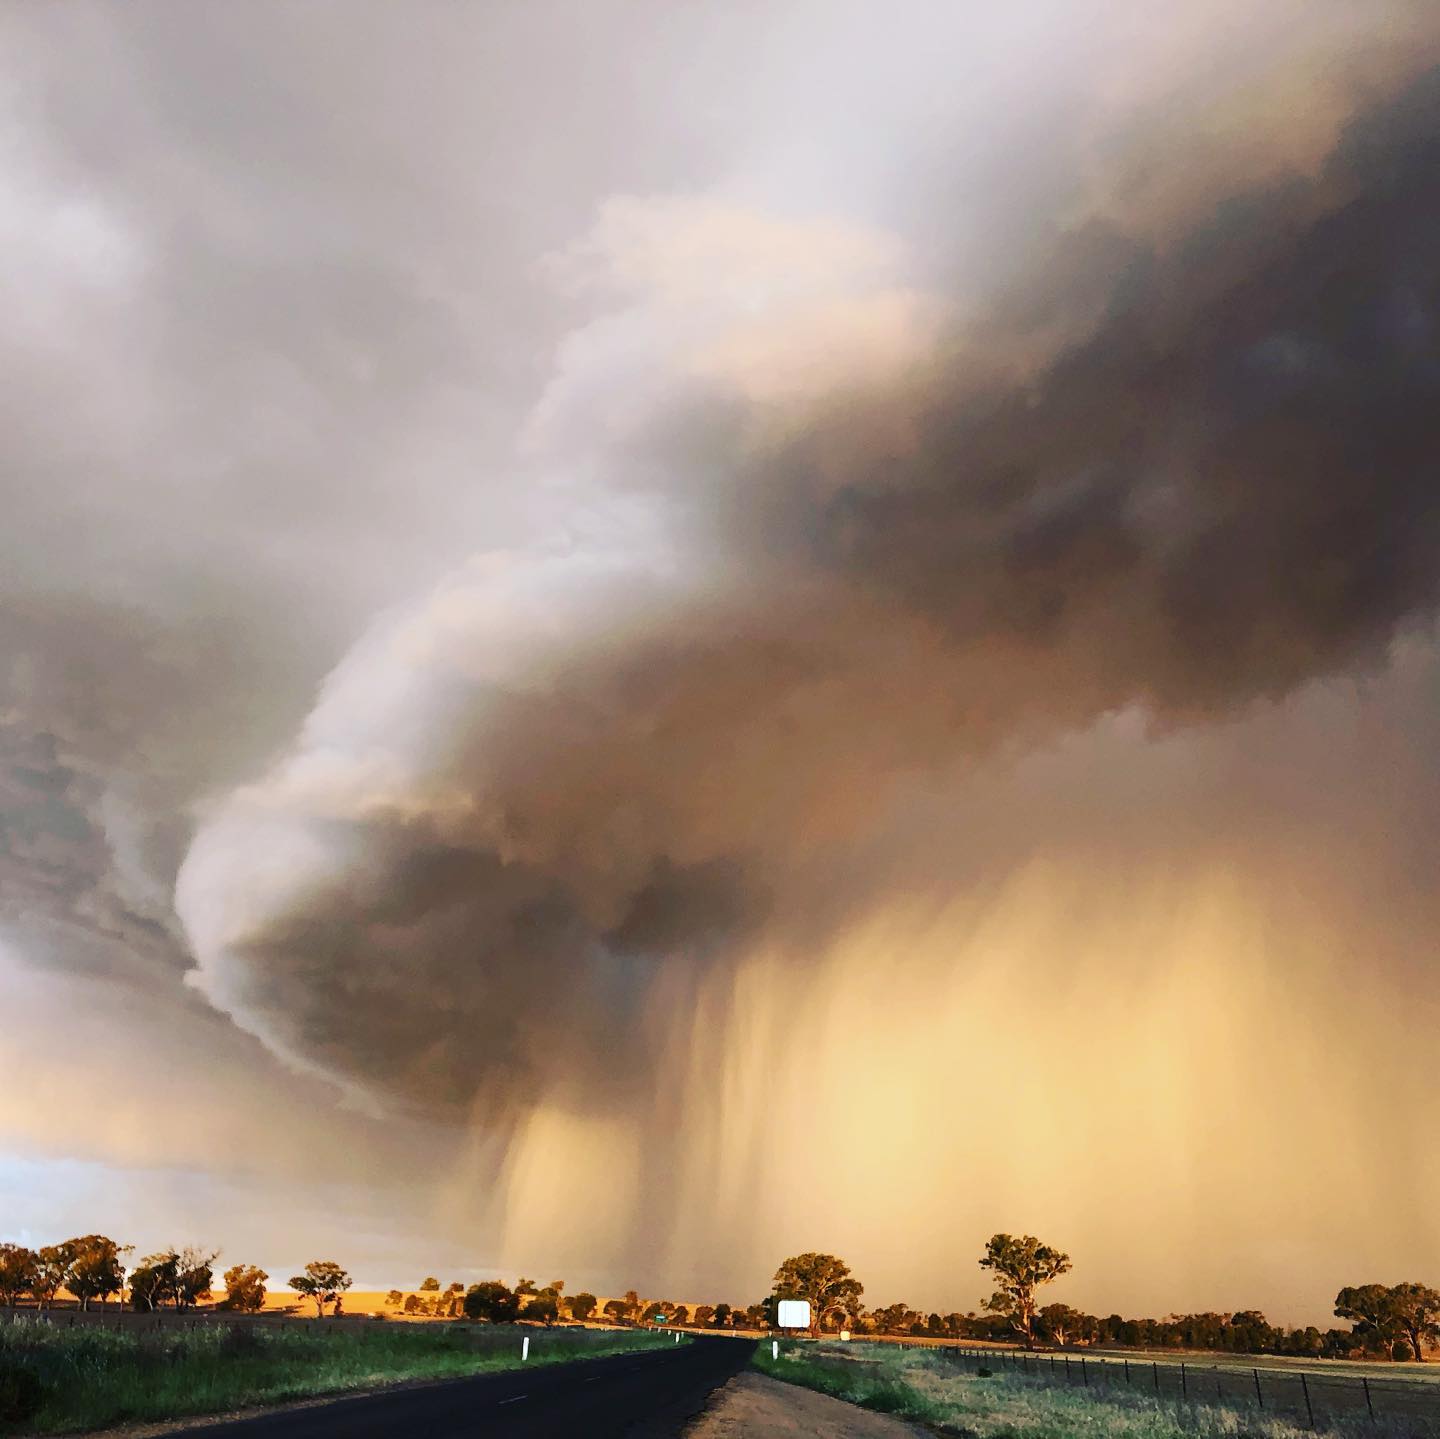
[6,1230,1438,1360]
[765,1238,1440,1362]
[0,1237,354,1319]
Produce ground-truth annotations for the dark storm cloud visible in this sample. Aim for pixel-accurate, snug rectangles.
[181,54,1440,1120]
[0,0,740,999]
[790,71,1440,720]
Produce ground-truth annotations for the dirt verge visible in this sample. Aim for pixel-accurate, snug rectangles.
[686,1369,930,1438]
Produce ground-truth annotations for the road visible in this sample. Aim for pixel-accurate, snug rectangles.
[169,1337,756,1439]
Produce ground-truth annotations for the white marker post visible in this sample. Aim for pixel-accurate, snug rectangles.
[522,1334,530,1361]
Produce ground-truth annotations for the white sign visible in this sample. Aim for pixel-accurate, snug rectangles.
[777,1299,811,1330]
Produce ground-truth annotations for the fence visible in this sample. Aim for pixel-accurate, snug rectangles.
[947,1345,1440,1431]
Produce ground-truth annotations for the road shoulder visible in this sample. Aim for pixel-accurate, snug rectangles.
[686,1370,931,1438]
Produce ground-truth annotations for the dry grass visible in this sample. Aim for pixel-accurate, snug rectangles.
[755,1341,1438,1439]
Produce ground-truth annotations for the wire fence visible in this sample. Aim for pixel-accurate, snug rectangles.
[946,1345,1440,1431]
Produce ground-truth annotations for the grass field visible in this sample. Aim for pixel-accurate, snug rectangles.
[0,1317,677,1434]
[755,1340,1440,1439]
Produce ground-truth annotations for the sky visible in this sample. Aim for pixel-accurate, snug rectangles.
[4,0,1440,1327]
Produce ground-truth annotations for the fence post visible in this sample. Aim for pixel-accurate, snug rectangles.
[1153,1361,1160,1393]
[1181,1362,1187,1399]
[1081,1356,1089,1387]
[1253,1368,1263,1408]
[1065,1355,1071,1382]
[1301,1372,1315,1430]
[1124,1358,1130,1384]
[1363,1376,1374,1423]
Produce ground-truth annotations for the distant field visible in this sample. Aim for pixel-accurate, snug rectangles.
[0,1316,676,1434]
[845,1333,1440,1385]
[757,1340,1440,1439]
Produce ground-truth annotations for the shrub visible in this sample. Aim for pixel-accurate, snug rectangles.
[219,1325,265,1359]
[0,1361,44,1424]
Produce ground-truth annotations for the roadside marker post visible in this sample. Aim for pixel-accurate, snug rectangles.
[772,1339,778,1359]
[522,1335,529,1362]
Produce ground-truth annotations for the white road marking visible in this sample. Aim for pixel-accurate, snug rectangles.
[498,1395,527,1404]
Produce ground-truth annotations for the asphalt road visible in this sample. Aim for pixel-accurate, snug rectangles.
[169,1338,757,1439]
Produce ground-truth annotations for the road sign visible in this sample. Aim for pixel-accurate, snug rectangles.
[777,1299,811,1330]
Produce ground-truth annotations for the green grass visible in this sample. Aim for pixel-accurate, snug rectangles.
[754,1341,1430,1439]
[0,1318,677,1434]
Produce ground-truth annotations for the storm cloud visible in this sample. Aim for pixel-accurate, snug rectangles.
[8,0,1440,1313]
[177,45,1440,1121]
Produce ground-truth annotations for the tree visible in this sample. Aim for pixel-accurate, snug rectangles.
[980,1234,1072,1348]
[712,1303,732,1328]
[32,1243,77,1310]
[569,1292,598,1321]
[695,1305,715,1326]
[66,1236,129,1311]
[222,1265,269,1312]
[386,1289,403,1307]
[772,1253,864,1338]
[602,1298,630,1324]
[1337,1285,1403,1355]
[1039,1303,1091,1347]
[290,1261,352,1319]
[1387,1284,1440,1364]
[527,1295,559,1325]
[419,1276,440,1292]
[175,1248,218,1309]
[868,1302,912,1334]
[130,1253,179,1311]
[1227,1310,1277,1354]
[1337,1284,1440,1362]
[515,1277,538,1296]
[464,1281,520,1323]
[0,1244,38,1308]
[128,1247,215,1311]
[403,1294,420,1313]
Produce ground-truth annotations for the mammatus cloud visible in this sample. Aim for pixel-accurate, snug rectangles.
[179,51,1440,1134]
